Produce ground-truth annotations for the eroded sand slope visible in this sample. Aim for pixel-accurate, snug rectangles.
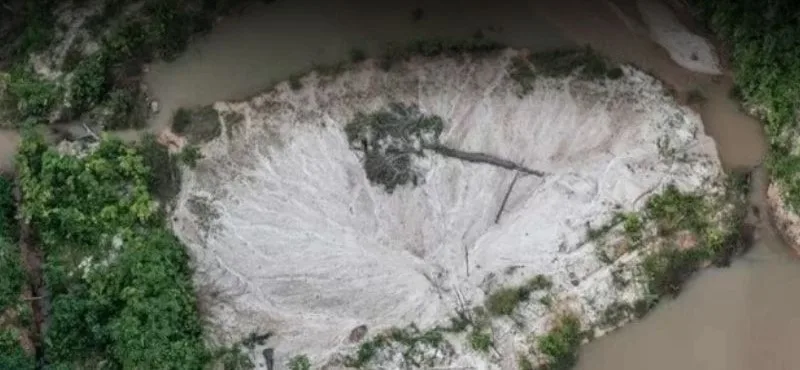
[170,49,722,367]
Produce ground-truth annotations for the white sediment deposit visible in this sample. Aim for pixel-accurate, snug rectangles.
[170,49,723,368]
[637,0,722,74]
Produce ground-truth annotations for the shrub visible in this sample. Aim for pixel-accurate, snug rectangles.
[601,301,633,327]
[103,88,141,129]
[4,66,61,121]
[536,315,583,370]
[486,275,551,316]
[642,248,705,298]
[486,286,526,316]
[69,54,110,114]
[468,330,492,352]
[172,106,221,144]
[288,355,311,370]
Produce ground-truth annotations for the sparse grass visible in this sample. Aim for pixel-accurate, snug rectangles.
[527,274,553,290]
[642,247,706,298]
[527,46,621,81]
[600,302,632,327]
[509,56,536,96]
[178,145,204,168]
[536,314,583,370]
[644,185,708,236]
[585,213,625,241]
[587,181,749,314]
[343,325,448,368]
[288,355,311,370]
[68,54,111,115]
[468,330,493,352]
[213,346,252,370]
[622,213,643,248]
[3,65,62,122]
[485,275,552,316]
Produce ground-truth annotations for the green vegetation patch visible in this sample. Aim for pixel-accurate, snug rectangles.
[345,103,444,193]
[172,106,222,144]
[2,65,62,123]
[468,330,493,352]
[343,324,450,368]
[288,354,311,370]
[0,329,35,370]
[588,179,749,315]
[16,133,210,368]
[536,314,583,370]
[486,275,552,316]
[508,46,623,94]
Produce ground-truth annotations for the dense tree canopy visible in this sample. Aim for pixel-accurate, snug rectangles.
[16,134,209,369]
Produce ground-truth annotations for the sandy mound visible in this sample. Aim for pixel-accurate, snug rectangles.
[637,0,722,74]
[170,49,721,368]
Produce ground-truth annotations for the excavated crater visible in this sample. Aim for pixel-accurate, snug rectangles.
[170,49,722,368]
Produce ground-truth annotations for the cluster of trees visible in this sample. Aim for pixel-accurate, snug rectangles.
[13,134,210,368]
[693,0,800,209]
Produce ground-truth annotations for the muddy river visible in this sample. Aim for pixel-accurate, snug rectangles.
[2,0,797,368]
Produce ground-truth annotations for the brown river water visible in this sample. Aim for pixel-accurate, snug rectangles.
[1,0,797,369]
